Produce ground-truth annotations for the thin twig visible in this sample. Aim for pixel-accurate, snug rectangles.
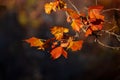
[101,30,120,42]
[95,0,98,5]
[96,39,120,50]
[67,0,80,14]
[108,26,117,31]
[102,8,120,13]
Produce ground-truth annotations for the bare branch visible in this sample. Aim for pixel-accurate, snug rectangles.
[95,0,98,5]
[102,8,120,13]
[101,30,120,42]
[96,39,120,50]
[67,0,80,14]
[108,26,117,31]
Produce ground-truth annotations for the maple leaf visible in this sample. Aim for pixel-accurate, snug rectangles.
[70,40,83,51]
[50,46,67,59]
[85,28,92,37]
[44,2,58,14]
[25,37,44,50]
[88,5,104,21]
[71,19,83,32]
[45,0,66,14]
[67,37,83,51]
[50,26,69,40]
[85,24,103,37]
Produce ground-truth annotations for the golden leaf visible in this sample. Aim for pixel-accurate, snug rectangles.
[25,37,44,50]
[70,40,83,51]
[67,37,83,51]
[50,26,69,40]
[71,19,83,32]
[44,2,57,14]
[44,0,66,14]
[67,37,74,49]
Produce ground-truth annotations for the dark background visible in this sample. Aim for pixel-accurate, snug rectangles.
[0,0,120,80]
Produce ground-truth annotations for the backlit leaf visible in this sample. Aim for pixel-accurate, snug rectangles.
[45,0,66,14]
[71,19,83,32]
[70,40,83,51]
[25,37,44,50]
[44,2,58,14]
[50,46,67,59]
[88,5,104,21]
[67,37,83,51]
[50,26,69,40]
[85,28,92,37]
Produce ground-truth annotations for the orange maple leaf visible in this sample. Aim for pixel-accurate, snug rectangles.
[70,40,83,51]
[88,5,104,21]
[85,24,103,37]
[45,0,66,14]
[67,37,83,51]
[25,37,44,50]
[71,19,83,32]
[50,46,67,59]
[45,2,58,14]
[85,28,92,37]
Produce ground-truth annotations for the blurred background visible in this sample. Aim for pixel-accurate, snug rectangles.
[0,0,120,80]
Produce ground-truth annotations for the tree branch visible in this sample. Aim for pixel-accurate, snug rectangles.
[102,8,120,13]
[101,30,120,42]
[67,0,80,14]
[95,0,98,5]
[96,39,120,50]
[67,0,87,33]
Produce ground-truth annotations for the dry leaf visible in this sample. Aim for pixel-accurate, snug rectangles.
[45,0,66,14]
[50,26,69,40]
[70,40,83,51]
[85,28,92,37]
[88,5,104,21]
[67,37,83,51]
[25,37,44,50]
[50,46,67,59]
[71,19,83,32]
